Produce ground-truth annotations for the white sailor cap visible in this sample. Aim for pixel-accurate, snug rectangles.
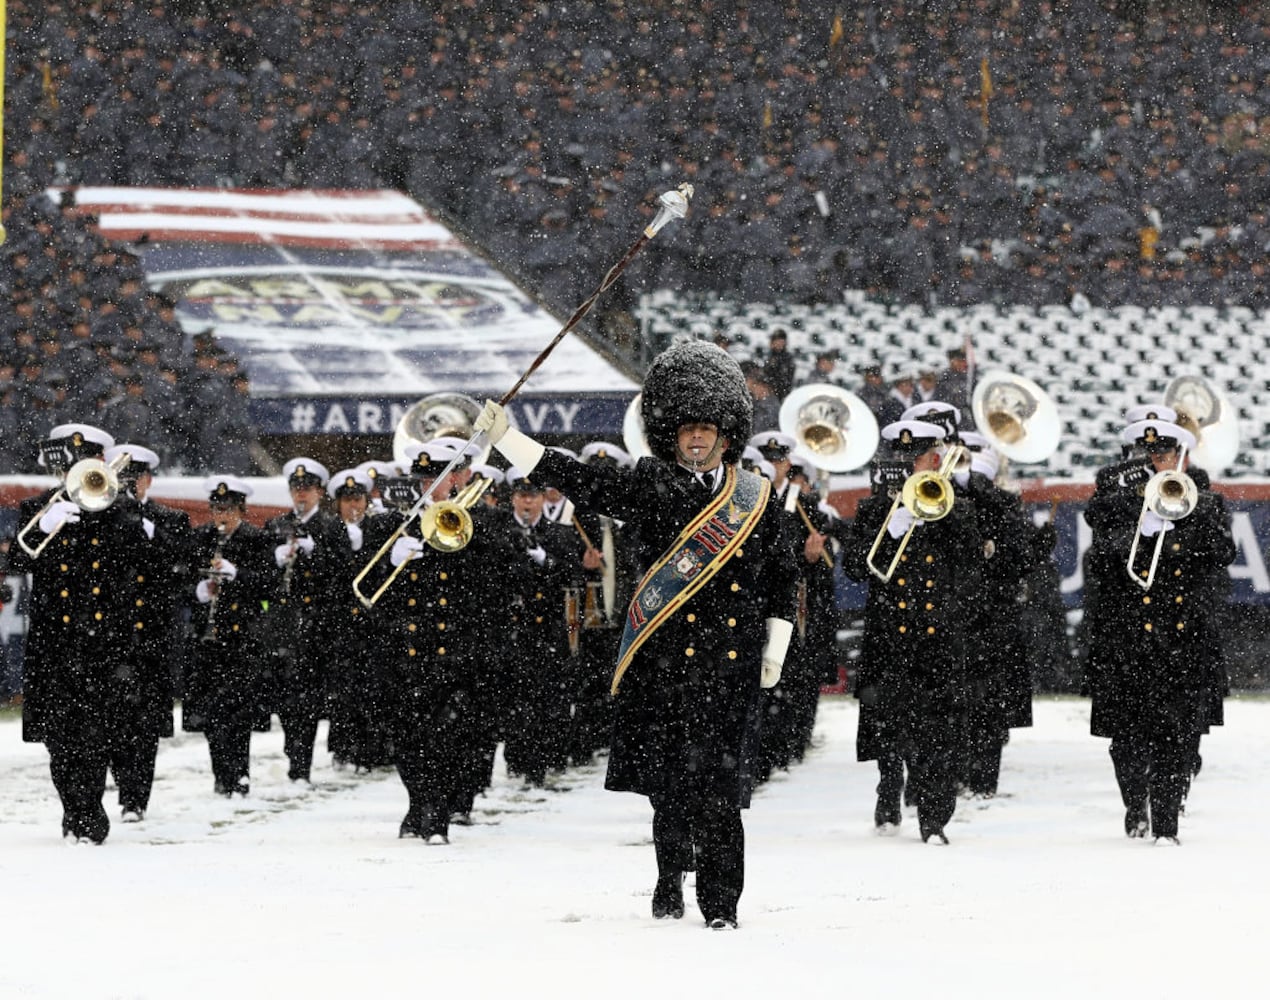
[204,475,254,503]
[970,451,1001,479]
[1124,403,1178,425]
[104,444,161,472]
[47,423,115,449]
[787,448,820,478]
[548,445,580,462]
[579,441,633,468]
[327,468,373,499]
[39,423,115,468]
[902,400,962,426]
[429,435,483,467]
[505,466,544,493]
[356,460,400,483]
[749,431,798,459]
[958,431,994,453]
[469,463,505,485]
[757,459,777,481]
[403,441,455,476]
[741,445,764,469]
[1123,418,1196,454]
[881,419,944,454]
[283,457,330,487]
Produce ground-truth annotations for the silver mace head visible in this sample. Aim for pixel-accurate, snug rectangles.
[644,183,694,238]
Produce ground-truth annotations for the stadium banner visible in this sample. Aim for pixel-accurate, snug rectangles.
[60,187,638,434]
[248,392,632,437]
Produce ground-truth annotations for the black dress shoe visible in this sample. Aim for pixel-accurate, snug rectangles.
[921,827,950,845]
[1125,804,1149,838]
[399,807,425,839]
[651,873,685,919]
[706,916,738,930]
[874,800,902,830]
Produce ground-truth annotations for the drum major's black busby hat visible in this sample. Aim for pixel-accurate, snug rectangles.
[640,340,752,466]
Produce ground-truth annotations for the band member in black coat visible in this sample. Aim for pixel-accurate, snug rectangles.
[839,419,983,844]
[476,340,798,929]
[102,443,193,820]
[325,468,392,771]
[265,458,353,783]
[9,423,153,843]
[1084,413,1234,843]
[949,432,1049,798]
[372,442,525,844]
[184,478,279,796]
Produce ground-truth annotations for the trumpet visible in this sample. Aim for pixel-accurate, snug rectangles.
[866,446,963,583]
[1126,446,1197,591]
[16,451,130,558]
[352,476,491,607]
[200,526,230,644]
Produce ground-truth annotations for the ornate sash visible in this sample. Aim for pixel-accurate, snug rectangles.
[611,465,771,694]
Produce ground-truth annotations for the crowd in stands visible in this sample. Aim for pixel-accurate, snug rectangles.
[0,191,255,474]
[2,1,1269,471]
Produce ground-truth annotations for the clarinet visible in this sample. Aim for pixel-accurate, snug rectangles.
[200,525,228,644]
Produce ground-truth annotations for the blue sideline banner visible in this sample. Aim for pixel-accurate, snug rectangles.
[834,499,1270,612]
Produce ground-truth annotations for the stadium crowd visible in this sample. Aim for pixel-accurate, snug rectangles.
[1,0,1268,472]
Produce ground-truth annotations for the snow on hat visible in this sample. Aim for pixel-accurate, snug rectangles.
[641,340,752,466]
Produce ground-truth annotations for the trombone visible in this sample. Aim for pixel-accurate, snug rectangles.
[866,446,963,583]
[16,451,130,558]
[1126,445,1197,591]
[352,476,492,607]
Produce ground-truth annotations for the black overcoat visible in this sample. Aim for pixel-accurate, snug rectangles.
[183,521,278,733]
[839,490,983,762]
[1083,469,1234,740]
[11,494,151,745]
[531,450,799,809]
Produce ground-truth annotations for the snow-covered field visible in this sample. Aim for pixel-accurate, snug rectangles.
[3,695,1267,1000]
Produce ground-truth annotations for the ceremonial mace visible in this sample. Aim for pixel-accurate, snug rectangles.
[1,1,8,244]
[352,183,693,607]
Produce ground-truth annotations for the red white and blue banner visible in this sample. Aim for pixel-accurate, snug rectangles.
[63,187,638,435]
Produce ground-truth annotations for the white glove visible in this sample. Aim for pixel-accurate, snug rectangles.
[474,400,510,445]
[195,579,212,603]
[274,542,292,567]
[1140,512,1175,538]
[887,505,918,540]
[39,500,81,534]
[217,558,237,582]
[526,544,547,566]
[760,618,793,689]
[390,535,424,567]
[295,535,315,555]
[345,521,364,552]
[142,517,155,540]
[953,469,970,489]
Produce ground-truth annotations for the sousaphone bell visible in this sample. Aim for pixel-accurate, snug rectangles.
[778,383,879,473]
[971,371,1061,465]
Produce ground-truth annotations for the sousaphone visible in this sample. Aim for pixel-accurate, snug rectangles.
[1164,374,1240,471]
[622,392,652,461]
[391,392,492,469]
